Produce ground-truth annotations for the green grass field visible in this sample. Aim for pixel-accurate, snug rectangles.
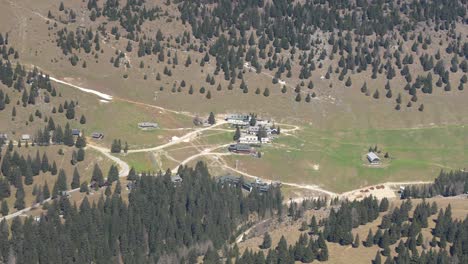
[224,124,468,193]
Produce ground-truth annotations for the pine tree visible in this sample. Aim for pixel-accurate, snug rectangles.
[91,164,104,187]
[14,186,25,210]
[127,167,136,181]
[208,112,216,125]
[1,200,8,216]
[353,234,360,248]
[310,215,319,234]
[79,115,86,124]
[364,229,374,247]
[261,232,272,249]
[233,127,241,141]
[77,148,85,161]
[107,164,119,183]
[295,93,302,102]
[71,167,80,189]
[24,162,33,185]
[373,251,382,264]
[43,181,50,199]
[114,180,121,194]
[80,182,89,193]
[63,123,74,146]
[55,169,68,194]
[50,161,58,175]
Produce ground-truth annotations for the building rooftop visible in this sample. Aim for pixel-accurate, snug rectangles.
[367,152,380,162]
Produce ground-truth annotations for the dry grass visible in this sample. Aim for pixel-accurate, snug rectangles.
[237,197,468,264]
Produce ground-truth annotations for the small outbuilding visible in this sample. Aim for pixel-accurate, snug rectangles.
[171,174,183,184]
[91,132,104,139]
[228,144,253,154]
[138,122,159,129]
[71,129,81,136]
[366,152,381,164]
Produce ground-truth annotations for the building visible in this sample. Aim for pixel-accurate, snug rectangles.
[138,122,159,129]
[242,178,271,193]
[171,174,183,184]
[91,132,104,139]
[21,134,31,141]
[239,134,259,144]
[256,119,272,126]
[225,114,250,126]
[366,152,381,164]
[71,129,81,136]
[218,175,241,187]
[260,137,271,144]
[228,144,252,154]
[0,133,8,140]
[247,125,272,135]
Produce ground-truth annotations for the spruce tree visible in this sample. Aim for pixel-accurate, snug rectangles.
[0,200,8,216]
[107,164,119,183]
[364,229,374,247]
[353,234,360,248]
[233,127,241,141]
[43,182,50,199]
[261,232,272,249]
[14,186,25,210]
[208,112,216,125]
[91,164,104,187]
[71,167,80,189]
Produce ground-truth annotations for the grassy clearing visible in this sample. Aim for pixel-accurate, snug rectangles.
[120,152,158,172]
[224,124,468,193]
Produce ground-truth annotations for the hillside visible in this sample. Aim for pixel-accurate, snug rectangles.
[0,1,466,263]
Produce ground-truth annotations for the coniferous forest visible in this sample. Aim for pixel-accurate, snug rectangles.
[0,162,282,263]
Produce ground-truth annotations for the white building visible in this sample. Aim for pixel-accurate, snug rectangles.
[138,122,159,129]
[366,152,381,164]
[239,134,259,144]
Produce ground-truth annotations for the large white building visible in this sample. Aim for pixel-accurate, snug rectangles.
[239,134,259,144]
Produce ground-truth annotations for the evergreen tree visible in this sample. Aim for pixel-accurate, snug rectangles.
[71,167,80,189]
[43,181,50,199]
[91,164,104,187]
[364,229,374,247]
[1,200,8,216]
[107,164,119,184]
[208,112,216,125]
[233,127,241,141]
[353,234,360,248]
[14,186,25,210]
[261,232,272,249]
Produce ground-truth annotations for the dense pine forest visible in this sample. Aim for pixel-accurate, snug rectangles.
[401,170,468,198]
[0,162,282,263]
